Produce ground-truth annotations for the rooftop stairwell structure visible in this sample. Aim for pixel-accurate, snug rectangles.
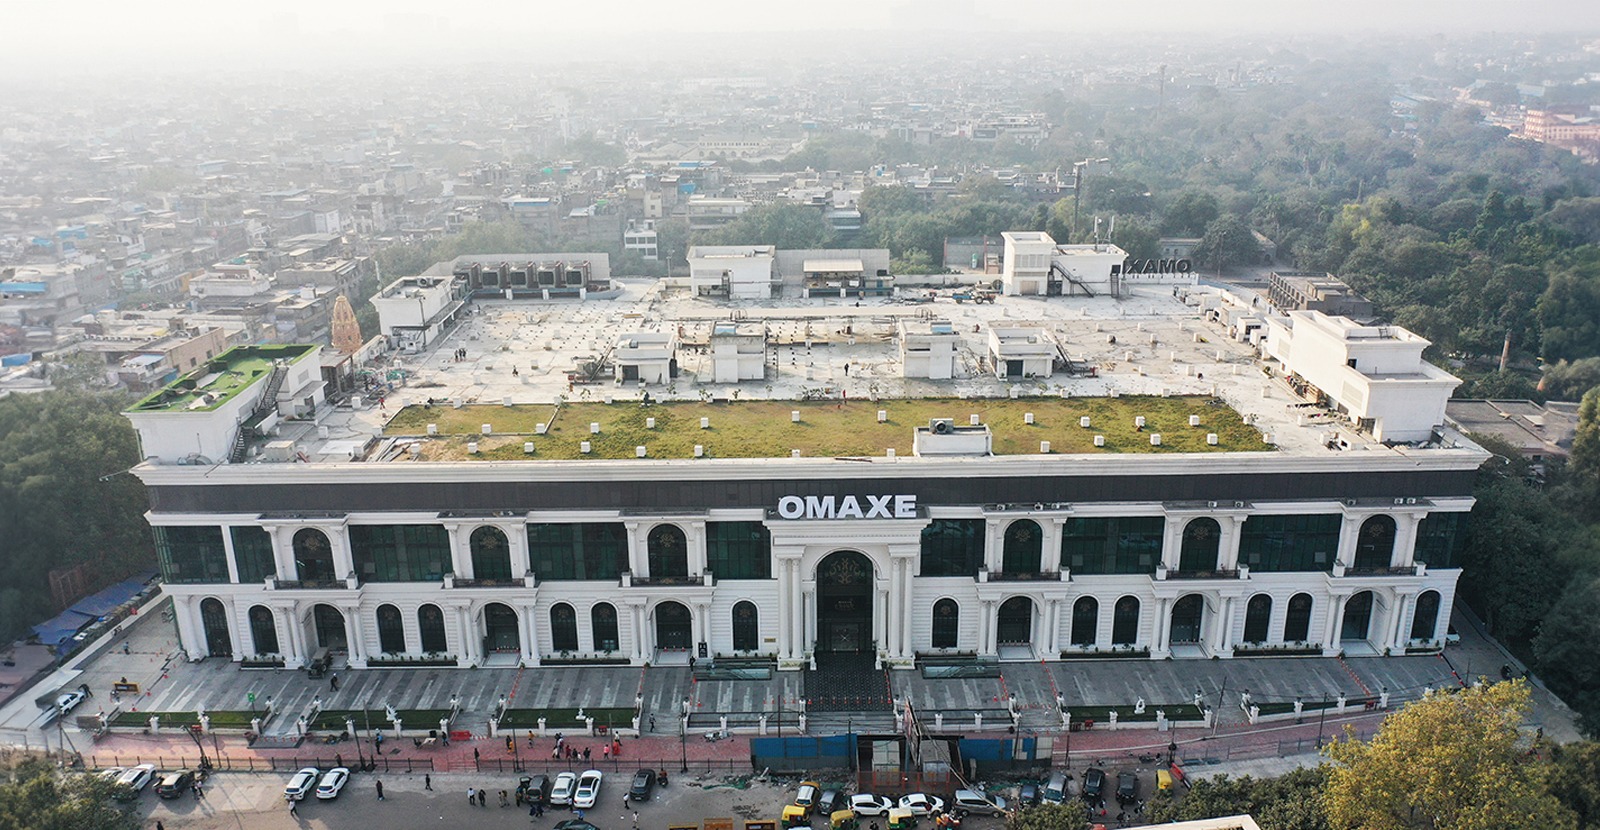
[228,361,289,463]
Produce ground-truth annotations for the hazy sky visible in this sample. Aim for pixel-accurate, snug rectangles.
[6,0,1597,72]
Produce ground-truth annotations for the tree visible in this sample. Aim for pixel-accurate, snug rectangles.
[1193,214,1263,274]
[1163,190,1221,236]
[0,758,140,830]
[1539,268,1600,364]
[1540,357,1600,401]
[1006,803,1091,830]
[1146,767,1329,830]
[693,203,832,249]
[1572,387,1600,485]
[1547,742,1600,829]
[1532,577,1600,736]
[1323,681,1576,830]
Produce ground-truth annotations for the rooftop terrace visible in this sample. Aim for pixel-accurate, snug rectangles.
[127,345,315,413]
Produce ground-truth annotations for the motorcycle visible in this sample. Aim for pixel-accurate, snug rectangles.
[657,769,668,787]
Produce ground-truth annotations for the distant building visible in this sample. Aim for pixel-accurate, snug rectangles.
[1267,272,1373,321]
[1000,231,1129,297]
[1445,398,1578,473]
[688,245,776,299]
[624,220,660,261]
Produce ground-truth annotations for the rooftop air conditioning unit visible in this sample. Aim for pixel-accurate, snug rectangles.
[930,418,955,435]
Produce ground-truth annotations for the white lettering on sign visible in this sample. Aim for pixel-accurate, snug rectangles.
[775,494,918,519]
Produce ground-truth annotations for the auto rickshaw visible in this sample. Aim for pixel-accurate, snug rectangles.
[783,805,810,828]
[830,810,859,830]
[1157,769,1174,792]
[888,807,917,830]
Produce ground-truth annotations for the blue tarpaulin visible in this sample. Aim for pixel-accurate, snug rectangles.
[0,353,31,366]
[29,572,155,655]
[31,610,96,649]
[68,577,147,618]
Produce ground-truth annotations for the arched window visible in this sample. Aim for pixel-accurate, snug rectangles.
[293,528,336,582]
[1411,590,1441,641]
[1243,595,1272,643]
[1284,593,1313,643]
[199,598,231,657]
[931,599,959,649]
[376,604,405,654]
[417,604,448,653]
[312,603,347,649]
[1342,591,1374,642]
[1179,518,1221,572]
[550,603,579,653]
[1354,516,1397,571]
[470,526,513,581]
[1112,596,1140,645]
[591,603,619,653]
[248,605,279,655]
[1071,597,1098,647]
[647,525,689,580]
[733,601,760,652]
[1002,520,1042,573]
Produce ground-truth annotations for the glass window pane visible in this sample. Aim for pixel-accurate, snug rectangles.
[155,526,229,584]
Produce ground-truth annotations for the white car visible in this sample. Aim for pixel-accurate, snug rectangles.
[98,767,125,782]
[898,793,946,816]
[115,764,156,800]
[573,769,603,809]
[549,771,578,806]
[56,690,86,714]
[284,767,320,801]
[849,794,894,816]
[316,767,350,800]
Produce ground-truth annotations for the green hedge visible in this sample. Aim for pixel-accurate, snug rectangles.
[310,709,454,731]
[498,708,635,729]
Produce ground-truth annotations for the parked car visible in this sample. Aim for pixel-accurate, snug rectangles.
[952,789,1008,817]
[818,789,844,816]
[628,769,656,802]
[554,821,600,830]
[284,767,320,801]
[1017,782,1040,808]
[573,769,603,809]
[1082,768,1106,804]
[849,794,894,816]
[114,764,156,801]
[98,767,126,784]
[550,771,578,806]
[1042,771,1069,805]
[155,770,194,800]
[1116,771,1139,805]
[55,689,86,714]
[795,781,821,813]
[522,774,552,806]
[897,793,945,816]
[316,767,350,800]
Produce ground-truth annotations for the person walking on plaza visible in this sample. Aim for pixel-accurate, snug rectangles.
[289,800,298,817]
[468,787,476,805]
[330,673,339,691]
[424,774,432,791]
[375,780,384,800]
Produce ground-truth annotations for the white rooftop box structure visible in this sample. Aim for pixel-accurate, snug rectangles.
[899,319,961,379]
[371,276,465,352]
[688,245,777,299]
[1001,231,1127,297]
[614,332,677,385]
[988,326,1057,379]
[1263,310,1460,443]
[709,321,766,383]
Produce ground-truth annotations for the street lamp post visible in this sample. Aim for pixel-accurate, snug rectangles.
[679,696,689,773]
[1316,694,1329,749]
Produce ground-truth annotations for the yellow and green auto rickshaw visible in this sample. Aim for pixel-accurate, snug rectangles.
[783,805,810,828]
[888,808,916,830]
[830,810,859,830]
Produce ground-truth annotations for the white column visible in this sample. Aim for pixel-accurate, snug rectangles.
[1336,515,1362,568]
[522,605,539,665]
[1155,596,1173,655]
[223,598,244,660]
[1325,595,1349,654]
[790,558,803,657]
[326,525,353,580]
[1042,518,1065,573]
[777,560,792,659]
[1393,514,1423,568]
[343,604,367,666]
[453,604,474,665]
[1047,600,1061,654]
[875,587,888,656]
[173,596,203,660]
[1215,597,1235,654]
[984,519,1003,572]
[269,526,297,581]
[1219,517,1246,570]
[687,521,708,576]
[900,557,914,657]
[696,603,710,653]
[628,604,643,662]
[508,523,531,578]
[1389,592,1413,651]
[885,559,902,658]
[1160,517,1185,570]
[803,589,816,656]
[625,520,647,579]
[443,522,472,578]
[275,604,302,664]
[221,527,241,584]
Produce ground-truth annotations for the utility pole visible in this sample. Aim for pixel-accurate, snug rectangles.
[1212,677,1226,738]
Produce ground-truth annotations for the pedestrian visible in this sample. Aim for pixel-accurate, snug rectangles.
[633,810,639,828]
[468,787,476,804]
[330,673,339,691]
[425,773,432,791]
[157,822,165,830]
[583,746,591,761]
[289,799,298,817]
[649,714,656,732]
[376,780,384,800]
[473,747,480,764]
[123,642,130,655]
[500,790,508,807]
[480,789,488,807]
[531,801,539,817]
[602,744,609,760]
[552,746,560,760]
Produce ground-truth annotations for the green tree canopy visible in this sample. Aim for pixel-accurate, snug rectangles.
[1006,803,1091,830]
[1193,214,1263,274]
[1146,767,1329,830]
[0,758,139,830]
[693,203,833,249]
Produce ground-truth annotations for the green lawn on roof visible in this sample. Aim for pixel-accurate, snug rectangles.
[391,396,1267,460]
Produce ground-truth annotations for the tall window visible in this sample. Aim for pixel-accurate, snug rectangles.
[1071,597,1098,646]
[591,603,619,653]
[550,603,580,653]
[349,525,451,582]
[931,599,959,649]
[527,523,628,581]
[231,526,276,583]
[1415,513,1469,568]
[418,604,448,653]
[376,604,405,653]
[706,523,771,579]
[1002,520,1043,573]
[1353,515,1396,570]
[1284,593,1313,642]
[1243,595,1272,643]
[1411,590,1442,641]
[248,605,279,654]
[1178,518,1221,572]
[1061,517,1164,575]
[1112,596,1140,645]
[647,524,689,579]
[470,526,513,581]
[920,519,984,576]
[155,526,229,584]
[1238,515,1341,572]
[732,601,760,652]
[293,529,335,581]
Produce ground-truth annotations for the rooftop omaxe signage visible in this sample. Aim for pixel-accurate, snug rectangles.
[776,494,918,520]
[1111,258,1193,276]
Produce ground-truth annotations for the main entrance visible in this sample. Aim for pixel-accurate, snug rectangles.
[816,550,874,654]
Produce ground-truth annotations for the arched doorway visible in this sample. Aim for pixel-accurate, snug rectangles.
[1111,597,1140,645]
[816,550,874,654]
[654,601,692,651]
[294,529,336,582]
[248,605,279,655]
[997,597,1034,646]
[1002,520,1042,573]
[376,604,405,654]
[1354,516,1396,571]
[1179,519,1221,572]
[483,603,520,653]
[732,601,760,652]
[1243,595,1272,643]
[550,603,579,653]
[470,526,513,581]
[1071,597,1098,646]
[1284,593,1313,642]
[312,603,347,650]
[591,603,619,653]
[1170,594,1204,644]
[417,604,448,653]
[931,599,958,649]
[1411,590,1441,641]
[199,598,231,657]
[1341,591,1374,642]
